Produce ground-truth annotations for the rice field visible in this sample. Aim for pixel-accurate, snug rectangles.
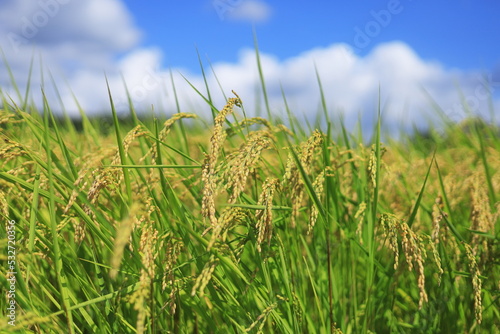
[0,79,499,333]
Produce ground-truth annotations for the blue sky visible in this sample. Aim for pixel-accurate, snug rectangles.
[124,0,500,71]
[0,0,499,130]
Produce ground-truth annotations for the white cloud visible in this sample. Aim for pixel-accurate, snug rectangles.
[226,0,272,23]
[192,42,499,133]
[0,0,143,114]
[1,0,140,63]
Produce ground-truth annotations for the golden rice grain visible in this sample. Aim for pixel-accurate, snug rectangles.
[464,242,483,324]
[245,302,277,332]
[129,283,150,334]
[110,125,147,166]
[64,147,115,215]
[0,190,8,217]
[130,217,159,334]
[431,196,444,243]
[332,323,344,334]
[354,202,367,243]
[206,206,246,251]
[423,235,443,286]
[0,139,26,167]
[3,311,51,332]
[308,171,325,235]
[300,130,323,169]
[202,92,242,227]
[367,144,377,189]
[0,110,21,125]
[400,223,428,309]
[191,254,219,297]
[110,204,140,279]
[83,124,148,225]
[381,214,400,268]
[291,292,303,325]
[256,177,279,252]
[222,131,271,203]
[140,221,158,279]
[162,234,183,288]
[86,167,121,209]
[283,130,323,228]
[381,214,428,308]
[225,117,294,137]
[226,117,271,137]
[469,173,494,257]
[367,144,387,190]
[141,112,197,165]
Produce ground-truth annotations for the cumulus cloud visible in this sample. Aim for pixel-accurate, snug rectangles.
[0,0,143,113]
[193,42,499,132]
[224,0,272,23]
[93,42,500,132]
[0,0,498,133]
[1,0,140,67]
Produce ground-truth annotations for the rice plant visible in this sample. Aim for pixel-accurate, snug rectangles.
[0,63,499,334]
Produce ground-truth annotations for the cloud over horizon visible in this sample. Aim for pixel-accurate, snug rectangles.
[224,0,272,23]
[0,0,498,133]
